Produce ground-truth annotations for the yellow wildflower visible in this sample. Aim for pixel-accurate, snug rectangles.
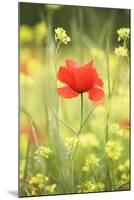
[46,184,56,193]
[29,173,44,190]
[115,46,128,57]
[118,159,130,172]
[55,27,71,45]
[105,140,123,160]
[82,154,100,172]
[65,137,78,149]
[34,146,52,162]
[110,123,124,136]
[117,28,130,41]
[78,181,105,192]
[29,173,49,195]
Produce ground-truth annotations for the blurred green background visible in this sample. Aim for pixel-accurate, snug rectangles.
[19,2,130,48]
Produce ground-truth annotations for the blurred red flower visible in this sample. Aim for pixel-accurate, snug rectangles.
[57,60,104,101]
[120,118,130,129]
[20,62,29,75]
[21,124,46,145]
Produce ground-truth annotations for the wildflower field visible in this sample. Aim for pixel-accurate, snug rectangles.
[19,3,130,197]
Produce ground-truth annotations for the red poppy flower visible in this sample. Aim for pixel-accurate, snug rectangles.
[57,60,104,101]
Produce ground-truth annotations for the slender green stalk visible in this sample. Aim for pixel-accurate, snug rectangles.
[58,118,77,135]
[68,93,84,162]
[106,37,111,99]
[105,37,111,142]
[90,167,99,190]
[78,7,84,63]
[111,160,116,189]
[23,132,30,183]
[50,100,96,136]
[105,37,112,190]
[30,120,45,169]
[80,93,83,129]
[81,104,97,128]
[21,108,46,192]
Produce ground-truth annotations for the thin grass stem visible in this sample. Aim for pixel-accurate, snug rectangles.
[105,37,112,190]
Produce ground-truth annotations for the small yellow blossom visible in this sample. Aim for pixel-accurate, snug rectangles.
[115,46,128,57]
[125,159,130,169]
[78,181,105,192]
[55,27,71,45]
[31,189,36,196]
[118,159,130,186]
[121,174,129,182]
[65,137,78,148]
[117,28,130,42]
[110,123,120,133]
[29,173,49,195]
[105,140,123,160]
[46,184,56,193]
[118,159,130,172]
[82,154,100,172]
[29,173,44,190]
[34,146,52,162]
[65,136,78,159]
[118,164,125,172]
[110,123,124,136]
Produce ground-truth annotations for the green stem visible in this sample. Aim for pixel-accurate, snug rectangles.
[106,37,111,99]
[90,167,99,190]
[23,133,30,183]
[21,108,46,192]
[105,37,111,142]
[50,101,96,136]
[58,118,77,135]
[80,93,83,130]
[68,93,84,162]
[105,37,112,190]
[82,104,97,128]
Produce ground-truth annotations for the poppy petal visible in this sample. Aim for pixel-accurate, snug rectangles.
[72,61,97,92]
[57,86,79,98]
[66,60,78,68]
[84,60,93,68]
[88,87,104,101]
[96,78,104,87]
[57,67,74,87]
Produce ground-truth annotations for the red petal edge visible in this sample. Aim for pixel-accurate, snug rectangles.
[57,86,79,99]
[88,87,104,101]
[65,60,78,68]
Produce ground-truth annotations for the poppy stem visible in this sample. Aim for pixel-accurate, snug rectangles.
[68,93,84,162]
[80,93,84,131]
